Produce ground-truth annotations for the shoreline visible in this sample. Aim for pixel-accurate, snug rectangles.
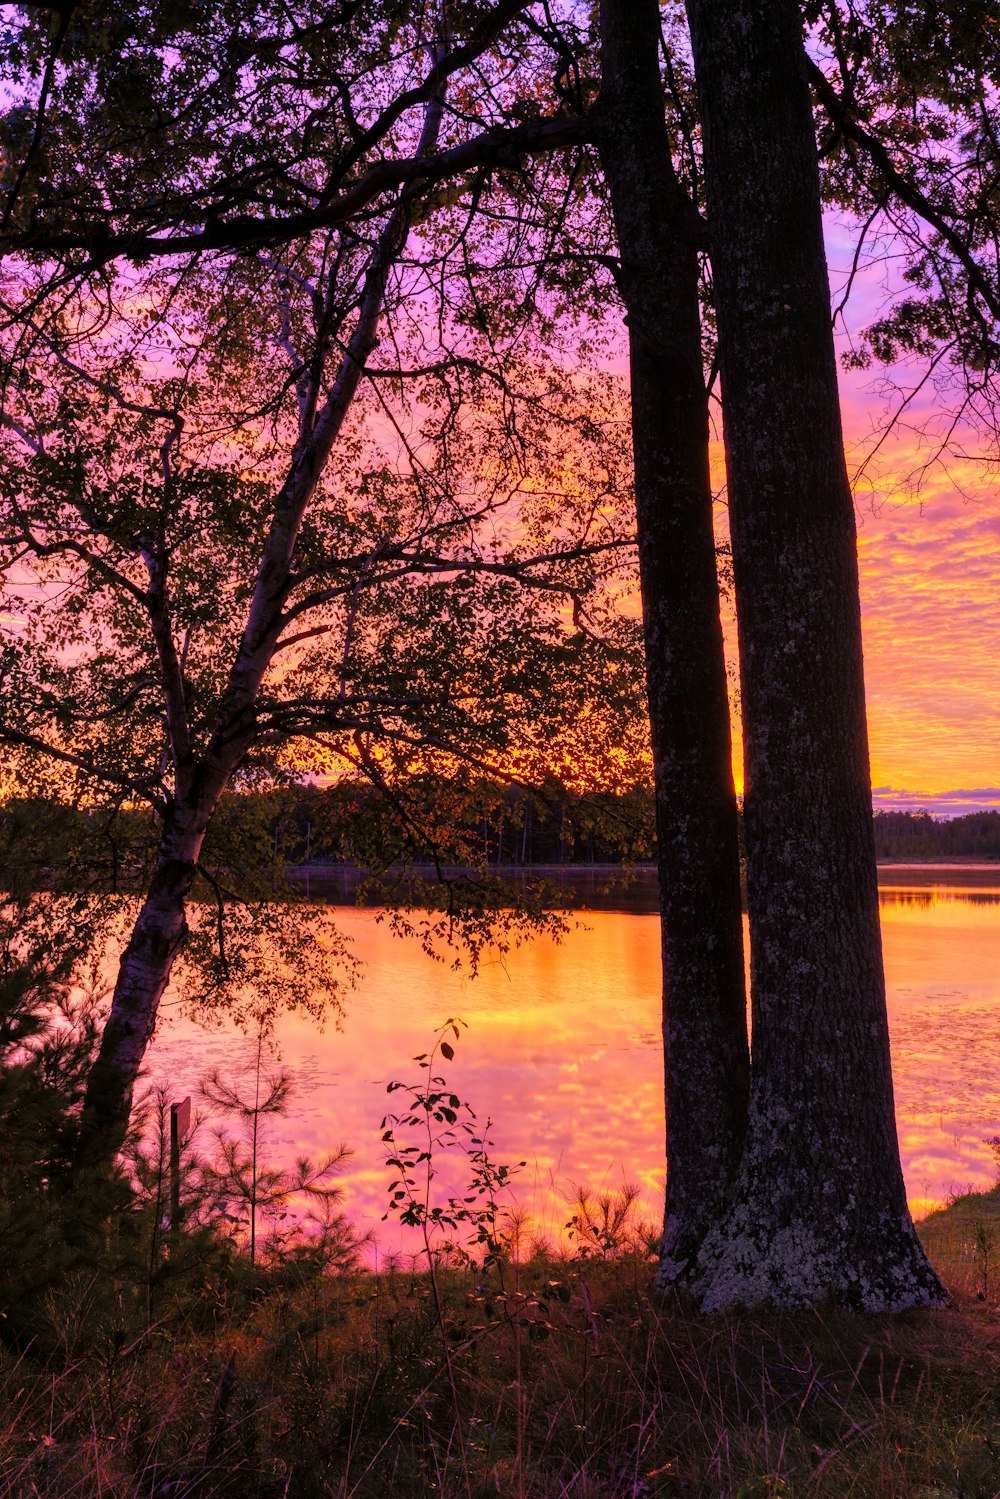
[285,858,1000,912]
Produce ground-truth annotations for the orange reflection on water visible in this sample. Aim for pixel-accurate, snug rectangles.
[150,884,1000,1252]
[880,884,1000,1214]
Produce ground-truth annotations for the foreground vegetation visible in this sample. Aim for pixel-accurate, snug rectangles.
[4,972,1000,1499]
[5,912,1000,1497]
[5,1206,1000,1499]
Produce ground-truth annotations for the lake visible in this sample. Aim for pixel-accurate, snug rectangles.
[148,866,1000,1254]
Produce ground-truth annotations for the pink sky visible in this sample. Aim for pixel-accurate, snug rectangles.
[707,216,1000,816]
[830,216,1000,815]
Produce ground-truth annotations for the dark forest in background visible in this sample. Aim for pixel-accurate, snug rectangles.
[2,794,997,884]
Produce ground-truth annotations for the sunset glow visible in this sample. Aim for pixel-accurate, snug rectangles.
[858,463,1000,808]
[5,0,1000,1485]
[834,207,1000,813]
[149,888,1000,1256]
[714,293,1000,812]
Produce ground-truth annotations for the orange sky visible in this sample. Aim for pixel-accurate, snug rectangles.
[835,214,1000,815]
[717,221,1000,817]
[720,422,1000,813]
[857,458,1000,809]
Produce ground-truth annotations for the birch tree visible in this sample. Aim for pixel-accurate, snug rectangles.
[0,1,640,1179]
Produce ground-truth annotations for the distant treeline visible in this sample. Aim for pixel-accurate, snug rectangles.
[0,780,659,894]
[274,782,660,867]
[195,799,1000,867]
[3,795,996,890]
[873,810,1000,860]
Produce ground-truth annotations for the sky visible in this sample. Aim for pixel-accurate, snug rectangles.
[856,450,1000,816]
[758,218,1000,817]
[717,391,1000,817]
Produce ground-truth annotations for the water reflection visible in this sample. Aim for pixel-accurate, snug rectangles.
[880,886,1000,908]
[291,863,664,914]
[149,873,1000,1251]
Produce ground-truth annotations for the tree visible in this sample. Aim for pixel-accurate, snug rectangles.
[2,0,967,1310]
[680,0,944,1309]
[0,0,586,261]
[805,1,1000,491]
[198,1041,351,1267]
[0,2,641,1181]
[595,0,748,1277]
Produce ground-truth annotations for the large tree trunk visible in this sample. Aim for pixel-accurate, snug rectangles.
[597,0,749,1279]
[682,0,945,1309]
[72,804,210,1176]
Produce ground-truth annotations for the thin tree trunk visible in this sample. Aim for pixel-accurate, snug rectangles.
[73,807,209,1174]
[683,0,945,1309]
[597,0,749,1278]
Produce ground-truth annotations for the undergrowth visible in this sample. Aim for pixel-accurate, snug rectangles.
[5,952,1000,1496]
[4,1242,1000,1498]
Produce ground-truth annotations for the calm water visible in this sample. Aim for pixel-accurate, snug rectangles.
[149,868,1000,1250]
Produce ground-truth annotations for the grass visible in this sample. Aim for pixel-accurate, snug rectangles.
[919,1184,1000,1303]
[5,1207,1000,1499]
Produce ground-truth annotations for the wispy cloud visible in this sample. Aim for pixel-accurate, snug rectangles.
[872,787,1000,816]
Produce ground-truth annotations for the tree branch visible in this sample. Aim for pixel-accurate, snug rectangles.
[808,56,1000,324]
[0,725,166,808]
[0,116,592,263]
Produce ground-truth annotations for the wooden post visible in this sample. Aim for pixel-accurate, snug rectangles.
[169,1096,191,1238]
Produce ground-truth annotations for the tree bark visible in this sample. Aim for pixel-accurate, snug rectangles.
[682,0,945,1309]
[73,803,210,1174]
[597,0,749,1278]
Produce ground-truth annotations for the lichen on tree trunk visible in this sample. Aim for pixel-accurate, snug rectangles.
[682,0,945,1310]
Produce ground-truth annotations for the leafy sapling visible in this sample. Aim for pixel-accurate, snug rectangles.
[380,1018,525,1274]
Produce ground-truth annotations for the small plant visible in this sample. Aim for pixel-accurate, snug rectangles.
[984,1134,1000,1179]
[736,1480,792,1499]
[564,1180,659,1261]
[973,1219,997,1301]
[380,1018,525,1273]
[381,1018,549,1491]
[0,942,123,1347]
[199,1029,353,1265]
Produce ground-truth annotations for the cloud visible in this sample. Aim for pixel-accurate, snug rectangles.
[872,787,1000,816]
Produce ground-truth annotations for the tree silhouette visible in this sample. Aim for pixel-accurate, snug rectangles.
[680,0,944,1308]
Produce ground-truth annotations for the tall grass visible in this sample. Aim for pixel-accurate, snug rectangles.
[2,1221,1000,1498]
[4,983,1000,1498]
